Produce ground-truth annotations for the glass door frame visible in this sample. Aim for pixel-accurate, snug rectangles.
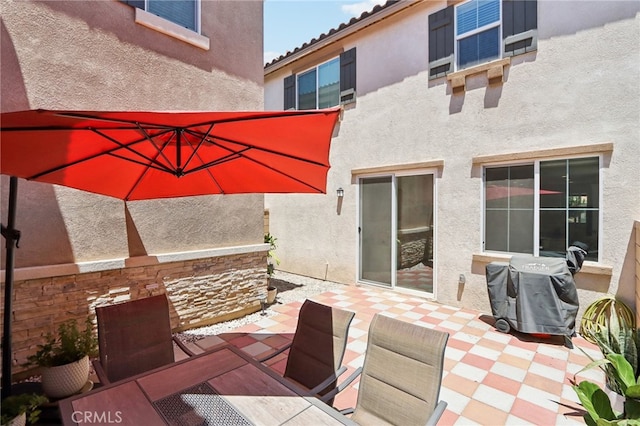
[356,168,438,297]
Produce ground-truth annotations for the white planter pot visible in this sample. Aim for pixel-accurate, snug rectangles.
[267,287,277,304]
[41,355,90,399]
[6,412,26,426]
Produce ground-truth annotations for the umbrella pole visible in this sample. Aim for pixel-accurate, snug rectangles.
[1,176,19,399]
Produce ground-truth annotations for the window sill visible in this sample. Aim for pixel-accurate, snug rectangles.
[135,8,210,50]
[471,142,614,165]
[472,253,613,277]
[446,57,511,93]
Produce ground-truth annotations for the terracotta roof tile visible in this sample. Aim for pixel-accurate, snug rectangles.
[264,0,400,68]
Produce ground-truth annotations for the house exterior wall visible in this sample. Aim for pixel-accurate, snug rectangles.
[2,0,265,268]
[1,0,267,376]
[264,1,640,317]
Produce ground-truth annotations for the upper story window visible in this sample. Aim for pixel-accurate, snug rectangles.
[298,58,340,109]
[456,0,501,69]
[484,156,600,262]
[284,48,356,110]
[429,0,537,79]
[149,0,198,32]
[122,0,200,33]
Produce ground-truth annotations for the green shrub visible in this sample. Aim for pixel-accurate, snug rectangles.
[0,393,48,425]
[26,317,98,368]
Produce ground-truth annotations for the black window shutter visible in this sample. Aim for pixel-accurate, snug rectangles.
[121,0,145,9]
[502,0,537,57]
[283,75,296,110]
[428,5,454,80]
[339,47,356,104]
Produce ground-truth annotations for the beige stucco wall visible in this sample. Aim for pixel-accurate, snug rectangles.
[1,0,265,268]
[265,1,640,318]
[0,0,269,377]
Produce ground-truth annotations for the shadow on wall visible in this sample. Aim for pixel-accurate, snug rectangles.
[1,21,29,112]
[0,21,76,269]
[0,179,76,270]
[537,1,640,40]
[615,222,638,309]
[38,1,264,84]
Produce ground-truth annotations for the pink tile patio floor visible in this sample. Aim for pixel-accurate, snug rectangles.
[187,285,607,425]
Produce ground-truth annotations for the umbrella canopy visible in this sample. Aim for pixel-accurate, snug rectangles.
[1,108,341,200]
[0,107,340,397]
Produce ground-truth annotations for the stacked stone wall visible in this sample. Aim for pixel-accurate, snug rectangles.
[2,251,267,378]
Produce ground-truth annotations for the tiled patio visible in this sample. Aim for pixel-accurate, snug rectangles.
[186,284,607,425]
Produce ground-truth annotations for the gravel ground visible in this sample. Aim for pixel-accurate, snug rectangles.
[178,271,346,342]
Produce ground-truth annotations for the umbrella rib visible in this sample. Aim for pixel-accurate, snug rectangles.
[94,128,177,174]
[185,145,325,193]
[174,126,225,193]
[27,128,180,180]
[134,125,180,175]
[181,124,215,173]
[202,133,329,168]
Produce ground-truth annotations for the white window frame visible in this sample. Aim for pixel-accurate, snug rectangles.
[146,0,201,33]
[296,57,340,110]
[482,154,603,263]
[134,0,209,50]
[454,0,502,71]
[354,166,440,299]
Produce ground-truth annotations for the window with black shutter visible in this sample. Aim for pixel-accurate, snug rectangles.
[282,48,357,110]
[428,0,537,80]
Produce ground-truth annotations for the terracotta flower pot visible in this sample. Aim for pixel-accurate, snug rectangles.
[41,355,90,399]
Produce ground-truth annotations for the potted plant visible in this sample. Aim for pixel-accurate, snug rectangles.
[26,316,98,399]
[264,233,280,304]
[570,352,640,424]
[1,393,48,426]
[580,295,638,395]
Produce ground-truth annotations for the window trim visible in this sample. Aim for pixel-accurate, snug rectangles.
[133,3,209,50]
[296,56,341,110]
[428,0,538,84]
[454,0,502,71]
[481,153,605,263]
[472,142,613,165]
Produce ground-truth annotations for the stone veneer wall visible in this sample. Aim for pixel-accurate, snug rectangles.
[5,250,267,378]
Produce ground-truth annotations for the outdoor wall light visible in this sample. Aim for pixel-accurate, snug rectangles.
[337,187,344,198]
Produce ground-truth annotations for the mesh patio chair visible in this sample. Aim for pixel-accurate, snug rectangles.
[93,294,194,384]
[258,299,355,405]
[323,313,449,426]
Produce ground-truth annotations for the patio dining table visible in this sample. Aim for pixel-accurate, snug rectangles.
[58,343,355,426]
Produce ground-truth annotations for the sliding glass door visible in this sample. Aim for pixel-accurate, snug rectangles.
[359,176,393,286]
[359,173,435,294]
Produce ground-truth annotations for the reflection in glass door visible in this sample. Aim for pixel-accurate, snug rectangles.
[359,173,435,294]
[359,176,392,286]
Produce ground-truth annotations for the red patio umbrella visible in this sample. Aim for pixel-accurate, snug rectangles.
[0,107,341,396]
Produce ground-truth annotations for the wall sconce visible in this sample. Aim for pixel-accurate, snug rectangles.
[336,187,344,198]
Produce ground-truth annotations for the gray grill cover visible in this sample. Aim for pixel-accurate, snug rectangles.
[486,256,579,336]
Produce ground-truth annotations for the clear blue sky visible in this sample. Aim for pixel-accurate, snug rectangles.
[264,0,385,64]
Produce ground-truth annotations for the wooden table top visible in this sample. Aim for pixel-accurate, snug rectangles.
[58,344,355,426]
